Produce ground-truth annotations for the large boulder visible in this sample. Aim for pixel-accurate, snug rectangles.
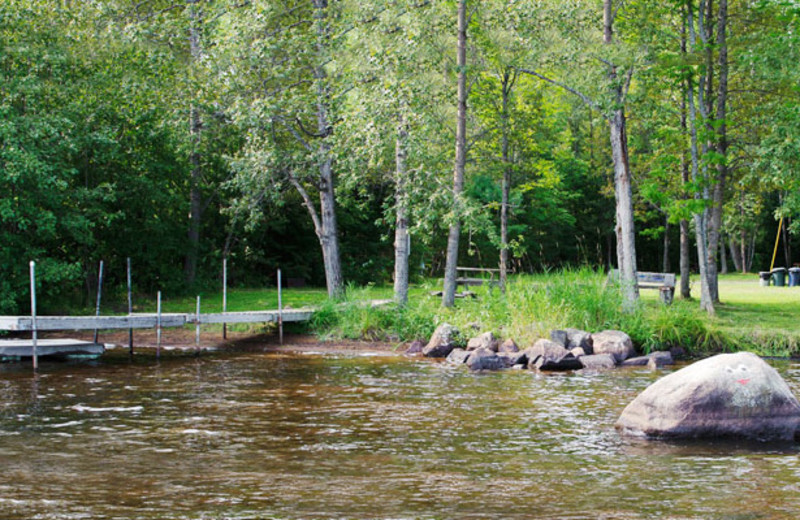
[466,331,497,352]
[592,330,636,362]
[525,339,582,371]
[616,352,800,441]
[466,347,507,371]
[422,323,462,358]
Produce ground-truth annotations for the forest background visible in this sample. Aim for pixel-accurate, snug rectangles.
[1,0,798,318]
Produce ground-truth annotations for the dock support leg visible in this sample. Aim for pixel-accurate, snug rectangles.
[278,269,283,345]
[222,258,227,340]
[196,295,201,355]
[29,261,38,373]
[156,291,162,359]
[94,260,104,344]
[127,257,134,356]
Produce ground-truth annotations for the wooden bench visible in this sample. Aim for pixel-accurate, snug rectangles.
[608,270,676,304]
[429,267,501,298]
[456,267,500,293]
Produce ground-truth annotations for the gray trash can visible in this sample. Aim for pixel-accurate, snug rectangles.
[789,267,800,287]
[759,271,771,286]
[772,267,787,287]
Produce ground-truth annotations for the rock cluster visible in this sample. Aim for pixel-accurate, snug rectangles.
[410,323,677,372]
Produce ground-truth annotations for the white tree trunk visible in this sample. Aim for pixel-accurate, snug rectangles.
[442,0,468,308]
[393,112,410,305]
[609,109,638,307]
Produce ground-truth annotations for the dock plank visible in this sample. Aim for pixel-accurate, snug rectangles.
[192,309,314,324]
[0,314,186,331]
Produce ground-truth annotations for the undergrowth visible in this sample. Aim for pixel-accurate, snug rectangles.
[308,268,775,355]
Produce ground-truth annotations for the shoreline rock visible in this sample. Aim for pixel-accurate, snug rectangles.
[616,352,800,441]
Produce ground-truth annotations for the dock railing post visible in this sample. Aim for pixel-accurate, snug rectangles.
[156,291,162,359]
[222,257,227,340]
[94,260,104,344]
[196,295,201,355]
[29,261,38,372]
[278,268,283,345]
[127,257,133,355]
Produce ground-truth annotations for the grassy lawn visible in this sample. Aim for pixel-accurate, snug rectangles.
[713,273,800,337]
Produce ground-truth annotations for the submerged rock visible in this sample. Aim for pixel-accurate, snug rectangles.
[579,353,617,370]
[446,348,470,365]
[592,330,635,362]
[616,352,800,441]
[466,347,507,371]
[422,323,462,358]
[621,351,674,367]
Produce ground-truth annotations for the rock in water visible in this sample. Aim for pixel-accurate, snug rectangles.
[446,348,470,365]
[525,339,582,371]
[616,352,800,441]
[466,347,507,371]
[422,323,462,358]
[592,330,635,362]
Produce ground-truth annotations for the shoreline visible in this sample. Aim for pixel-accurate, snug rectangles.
[39,329,404,356]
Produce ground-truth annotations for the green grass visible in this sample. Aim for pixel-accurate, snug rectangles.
[70,270,800,356]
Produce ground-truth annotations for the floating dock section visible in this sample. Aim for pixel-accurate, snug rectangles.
[0,339,104,361]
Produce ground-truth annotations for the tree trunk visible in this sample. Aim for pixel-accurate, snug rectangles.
[314,0,343,298]
[605,0,638,308]
[499,68,514,294]
[663,217,671,273]
[609,110,638,306]
[680,219,691,297]
[184,0,203,286]
[442,0,468,308]
[707,0,727,303]
[688,76,714,314]
[688,0,714,314]
[393,111,410,305]
[729,236,742,272]
[720,233,728,274]
[679,8,691,299]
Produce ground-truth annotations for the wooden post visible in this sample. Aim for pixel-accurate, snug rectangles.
[93,260,104,344]
[278,268,283,345]
[29,261,38,372]
[156,291,162,359]
[195,295,201,354]
[222,257,228,340]
[127,257,133,355]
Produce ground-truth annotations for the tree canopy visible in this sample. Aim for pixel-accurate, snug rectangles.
[1,0,797,313]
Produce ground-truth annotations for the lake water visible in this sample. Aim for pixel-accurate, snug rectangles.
[1,348,799,519]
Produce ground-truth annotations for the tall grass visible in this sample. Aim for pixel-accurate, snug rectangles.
[310,268,733,354]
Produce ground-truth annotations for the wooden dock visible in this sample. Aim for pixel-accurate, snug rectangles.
[0,339,104,360]
[0,310,317,331]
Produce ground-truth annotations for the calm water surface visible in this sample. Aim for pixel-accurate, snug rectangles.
[1,348,799,519]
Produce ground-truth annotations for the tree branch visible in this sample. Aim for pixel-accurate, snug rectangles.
[288,173,323,238]
[516,67,599,110]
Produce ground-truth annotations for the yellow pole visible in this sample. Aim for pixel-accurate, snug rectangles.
[770,217,784,271]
